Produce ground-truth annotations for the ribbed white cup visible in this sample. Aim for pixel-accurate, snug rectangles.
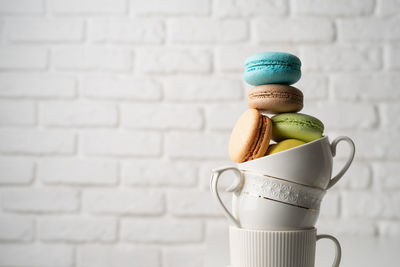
[229,227,341,267]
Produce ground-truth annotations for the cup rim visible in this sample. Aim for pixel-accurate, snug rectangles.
[239,135,329,165]
[230,226,317,234]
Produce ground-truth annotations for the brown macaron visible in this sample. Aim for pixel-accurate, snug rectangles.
[248,84,303,113]
[228,109,272,163]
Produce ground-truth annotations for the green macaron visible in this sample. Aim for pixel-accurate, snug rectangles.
[271,113,324,143]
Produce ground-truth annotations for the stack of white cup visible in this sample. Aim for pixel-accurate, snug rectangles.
[210,136,355,267]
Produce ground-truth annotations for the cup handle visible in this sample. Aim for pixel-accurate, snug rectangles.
[210,166,243,228]
[327,136,356,189]
[316,234,342,267]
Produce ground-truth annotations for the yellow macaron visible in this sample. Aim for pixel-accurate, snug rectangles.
[267,139,306,155]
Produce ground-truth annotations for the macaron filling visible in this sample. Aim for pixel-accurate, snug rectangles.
[273,118,324,133]
[271,113,324,143]
[248,91,303,103]
[244,116,267,162]
[245,60,301,72]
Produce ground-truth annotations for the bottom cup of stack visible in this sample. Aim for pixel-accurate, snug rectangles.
[229,227,341,267]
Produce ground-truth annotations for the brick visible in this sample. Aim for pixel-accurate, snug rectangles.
[381,103,400,129]
[0,215,33,241]
[343,192,400,219]
[38,159,117,185]
[168,189,228,216]
[168,18,247,43]
[136,49,211,74]
[122,159,197,186]
[89,19,164,43]
[0,244,73,266]
[378,221,400,237]
[131,0,209,15]
[0,157,33,184]
[214,0,287,17]
[164,246,205,267]
[0,100,35,126]
[49,0,126,14]
[163,76,243,101]
[0,47,47,70]
[254,18,334,43]
[375,131,400,160]
[78,245,160,267]
[327,130,384,160]
[295,74,328,100]
[204,220,230,260]
[301,46,382,71]
[82,131,161,157]
[333,161,371,190]
[0,73,76,98]
[319,192,339,218]
[165,132,229,159]
[373,162,400,189]
[2,188,79,212]
[332,73,400,100]
[292,0,374,16]
[216,45,299,72]
[83,188,164,215]
[377,0,400,16]
[205,104,246,130]
[40,101,117,127]
[81,74,161,100]
[302,101,377,130]
[38,216,116,242]
[121,104,203,130]
[338,17,400,42]
[339,130,400,160]
[316,219,376,236]
[0,129,75,155]
[388,45,400,69]
[7,19,83,42]
[0,0,43,14]
[53,47,132,71]
[198,160,233,190]
[121,218,202,243]
[0,20,3,37]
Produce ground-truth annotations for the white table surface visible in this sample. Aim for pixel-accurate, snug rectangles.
[206,235,400,267]
[316,236,400,267]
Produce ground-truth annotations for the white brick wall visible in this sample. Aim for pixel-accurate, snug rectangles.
[0,157,33,184]
[0,0,399,266]
[37,216,117,242]
[0,47,48,70]
[0,73,76,98]
[77,245,160,267]
[0,244,73,267]
[0,214,33,241]
[120,218,203,243]
[0,0,43,14]
[89,19,164,44]
[7,19,84,42]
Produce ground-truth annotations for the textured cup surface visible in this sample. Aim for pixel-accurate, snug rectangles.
[211,166,321,230]
[230,227,317,267]
[242,171,325,210]
[234,171,322,230]
[229,227,341,267]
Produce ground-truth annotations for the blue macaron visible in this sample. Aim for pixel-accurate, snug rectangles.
[244,52,302,86]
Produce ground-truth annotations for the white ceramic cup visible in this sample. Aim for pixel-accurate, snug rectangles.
[239,136,355,190]
[229,227,341,267]
[211,168,324,230]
